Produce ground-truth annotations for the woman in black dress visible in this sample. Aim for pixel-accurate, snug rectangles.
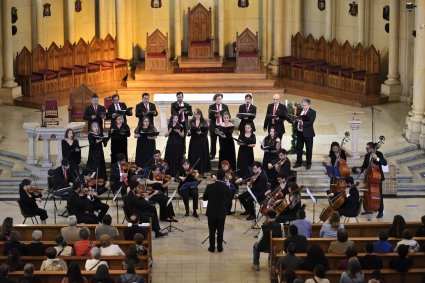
[237,123,256,178]
[260,127,281,170]
[216,111,236,171]
[135,116,157,168]
[164,114,185,177]
[19,179,48,224]
[108,114,130,164]
[61,129,81,174]
[87,122,107,179]
[188,109,211,177]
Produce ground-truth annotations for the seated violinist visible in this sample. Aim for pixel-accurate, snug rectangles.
[110,153,131,197]
[146,165,177,222]
[53,159,75,197]
[178,159,199,218]
[19,179,48,224]
[67,182,98,224]
[81,169,110,223]
[213,160,238,215]
[336,176,360,218]
[276,183,303,223]
[147,150,168,174]
[267,149,291,189]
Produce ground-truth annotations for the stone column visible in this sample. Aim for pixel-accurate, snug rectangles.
[293,0,302,34]
[40,134,52,168]
[1,0,17,88]
[56,138,63,167]
[283,1,292,55]
[358,0,365,44]
[270,0,283,75]
[267,0,273,64]
[31,0,43,49]
[115,0,127,59]
[98,0,107,39]
[381,0,402,101]
[406,0,425,144]
[174,0,182,59]
[325,0,333,40]
[27,132,38,165]
[262,0,269,65]
[349,118,362,159]
[64,0,75,43]
[218,0,225,59]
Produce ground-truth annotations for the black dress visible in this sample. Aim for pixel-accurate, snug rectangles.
[87,133,107,179]
[237,133,256,178]
[218,125,236,171]
[135,126,157,168]
[109,123,130,164]
[164,126,185,177]
[61,139,81,173]
[262,136,280,169]
[19,188,48,221]
[188,121,211,175]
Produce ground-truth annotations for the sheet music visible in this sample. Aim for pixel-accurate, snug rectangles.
[202,200,208,208]
[247,187,258,204]
[382,165,389,173]
[305,187,317,204]
[167,189,178,206]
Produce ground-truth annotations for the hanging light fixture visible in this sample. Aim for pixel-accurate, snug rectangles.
[349,2,358,16]
[75,0,82,12]
[318,0,326,11]
[151,0,162,8]
[43,3,51,17]
[238,0,249,8]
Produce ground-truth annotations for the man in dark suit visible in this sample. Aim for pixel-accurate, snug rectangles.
[356,141,387,218]
[203,169,230,252]
[83,94,106,133]
[53,159,75,198]
[294,98,316,170]
[283,225,308,253]
[136,92,158,125]
[110,153,129,197]
[238,94,256,134]
[67,182,98,224]
[237,161,268,220]
[171,92,192,155]
[337,176,360,218]
[208,93,230,160]
[263,93,291,140]
[124,214,148,240]
[107,94,133,124]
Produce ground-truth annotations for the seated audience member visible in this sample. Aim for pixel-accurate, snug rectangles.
[340,257,364,283]
[320,211,344,238]
[305,264,330,283]
[124,215,148,240]
[359,242,383,270]
[0,264,16,283]
[388,214,406,238]
[338,246,357,270]
[367,270,383,283]
[19,263,42,283]
[415,215,425,237]
[0,217,13,241]
[289,209,312,238]
[328,228,354,254]
[74,228,94,256]
[279,268,297,283]
[27,230,46,256]
[61,262,88,283]
[394,229,420,252]
[61,215,81,243]
[373,231,393,253]
[95,214,119,240]
[284,225,308,253]
[99,234,125,256]
[85,247,108,271]
[134,233,147,256]
[301,244,329,271]
[91,264,116,283]
[389,244,413,272]
[3,231,27,256]
[119,261,144,283]
[276,243,302,274]
[54,235,73,256]
[40,247,68,271]
[122,246,143,270]
[6,248,24,272]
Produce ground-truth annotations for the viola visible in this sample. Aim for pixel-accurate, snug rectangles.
[155,173,173,183]
[121,162,138,173]
[87,178,105,187]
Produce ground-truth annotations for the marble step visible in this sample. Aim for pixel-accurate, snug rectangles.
[397,183,425,191]
[11,170,33,177]
[0,179,47,187]
[384,145,420,157]
[134,72,268,81]
[0,159,14,168]
[395,152,425,164]
[0,150,27,161]
[407,162,425,171]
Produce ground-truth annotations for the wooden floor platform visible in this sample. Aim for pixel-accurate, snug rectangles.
[178,55,223,68]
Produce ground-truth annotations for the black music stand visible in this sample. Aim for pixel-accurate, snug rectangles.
[243,188,263,235]
[325,165,342,179]
[161,189,183,233]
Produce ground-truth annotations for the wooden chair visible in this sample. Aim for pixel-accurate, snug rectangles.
[42,98,59,127]
[32,44,59,95]
[68,84,94,126]
[145,29,169,71]
[101,34,128,85]
[187,3,214,59]
[235,28,260,72]
[47,42,74,92]
[16,47,38,96]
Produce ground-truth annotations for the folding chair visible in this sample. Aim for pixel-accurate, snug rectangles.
[343,198,363,223]
[17,200,38,224]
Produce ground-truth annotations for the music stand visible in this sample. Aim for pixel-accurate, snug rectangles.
[112,186,124,224]
[243,188,263,235]
[161,189,183,233]
[180,180,202,222]
[325,165,342,179]
[305,187,317,223]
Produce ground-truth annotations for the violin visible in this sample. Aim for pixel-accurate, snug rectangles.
[136,184,155,198]
[154,173,173,184]
[121,162,138,174]
[25,186,45,194]
[87,178,105,187]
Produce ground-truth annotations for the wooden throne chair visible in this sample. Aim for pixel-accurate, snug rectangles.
[236,28,260,72]
[187,3,214,59]
[145,29,169,71]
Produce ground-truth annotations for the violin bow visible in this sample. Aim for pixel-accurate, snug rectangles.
[182,158,201,182]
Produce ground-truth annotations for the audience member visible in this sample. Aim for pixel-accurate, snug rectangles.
[305,264,330,283]
[61,262,88,283]
[100,234,125,256]
[85,247,108,271]
[319,211,344,238]
[90,264,116,283]
[279,268,297,283]
[0,217,13,241]
[0,264,16,283]
[54,235,73,256]
[301,244,329,272]
[74,228,94,256]
[367,269,383,283]
[6,249,24,272]
[123,246,143,270]
[415,215,425,237]
[340,257,365,283]
[40,247,68,271]
[372,231,393,253]
[337,246,357,270]
[3,231,27,256]
[134,233,147,256]
[18,263,42,283]
[388,214,406,238]
[389,244,413,272]
[124,215,147,241]
[276,243,302,274]
[27,230,46,256]
[61,215,81,243]
[359,242,383,270]
[328,228,354,254]
[284,225,308,253]
[119,261,144,283]
[289,209,312,238]
[95,214,119,240]
[394,229,420,252]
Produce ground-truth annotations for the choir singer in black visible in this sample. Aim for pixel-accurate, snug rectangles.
[208,94,229,160]
[237,94,256,134]
[83,94,106,133]
[107,94,133,124]
[263,94,290,140]
[135,92,158,125]
[294,98,316,170]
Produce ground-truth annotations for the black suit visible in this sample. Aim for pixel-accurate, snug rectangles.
[238,171,268,217]
[257,221,282,252]
[171,101,193,128]
[295,108,316,166]
[53,166,75,190]
[124,224,148,241]
[67,190,98,224]
[110,162,129,197]
[338,186,360,217]
[107,102,133,124]
[203,181,230,250]
[125,191,161,233]
[83,104,106,133]
[263,103,290,140]
[238,103,257,133]
[208,103,230,157]
[136,102,158,125]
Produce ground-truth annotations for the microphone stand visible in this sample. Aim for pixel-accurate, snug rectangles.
[370,107,381,143]
[35,109,47,127]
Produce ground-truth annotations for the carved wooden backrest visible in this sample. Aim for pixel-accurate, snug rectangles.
[291,32,305,58]
[305,34,316,60]
[69,84,94,114]
[89,35,102,62]
[354,43,367,71]
[101,34,117,60]
[60,41,75,68]
[316,36,328,61]
[43,97,59,118]
[236,28,258,53]
[328,39,341,66]
[146,29,168,53]
[366,45,380,74]
[340,41,354,69]
[188,3,212,42]
[74,38,89,66]
[32,44,47,72]
[16,47,32,76]
[46,42,61,70]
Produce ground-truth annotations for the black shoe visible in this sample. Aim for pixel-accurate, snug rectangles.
[155,231,167,238]
[306,164,311,170]
[376,212,383,218]
[240,211,250,216]
[246,215,256,221]
[217,247,223,252]
[185,211,189,217]
[293,163,302,168]
[193,211,199,218]
[208,247,215,253]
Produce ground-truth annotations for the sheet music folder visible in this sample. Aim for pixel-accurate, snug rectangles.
[180,180,202,190]
[325,165,342,179]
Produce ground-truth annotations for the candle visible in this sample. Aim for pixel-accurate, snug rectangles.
[285,99,288,107]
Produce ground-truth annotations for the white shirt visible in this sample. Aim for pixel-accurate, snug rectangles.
[100,244,125,256]
[85,259,108,271]
[115,103,121,111]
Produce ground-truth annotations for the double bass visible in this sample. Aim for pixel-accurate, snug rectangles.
[329,132,351,194]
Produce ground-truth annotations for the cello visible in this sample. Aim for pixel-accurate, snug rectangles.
[329,132,351,194]
[363,136,385,212]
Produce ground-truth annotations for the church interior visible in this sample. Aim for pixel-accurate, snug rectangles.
[0,0,425,282]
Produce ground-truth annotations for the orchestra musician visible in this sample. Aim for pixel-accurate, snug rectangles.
[146,150,168,173]
[177,159,199,218]
[188,109,211,178]
[267,149,291,189]
[19,179,48,224]
[237,161,268,221]
[108,114,130,164]
[208,94,230,160]
[214,160,238,215]
[87,122,108,179]
[81,169,110,223]
[294,99,316,170]
[110,153,131,197]
[216,111,236,171]
[61,129,81,175]
[327,141,353,167]
[236,123,256,178]
[263,94,291,140]
[135,92,158,126]
[107,94,133,124]
[67,182,98,224]
[164,114,185,177]
[261,127,281,171]
[135,117,157,168]
[53,159,75,197]
[275,183,303,223]
[171,92,192,156]
[336,176,360,218]
[83,94,106,133]
[238,94,257,134]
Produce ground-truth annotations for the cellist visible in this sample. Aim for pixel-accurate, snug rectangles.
[356,142,387,218]
[326,141,353,195]
[336,176,360,218]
